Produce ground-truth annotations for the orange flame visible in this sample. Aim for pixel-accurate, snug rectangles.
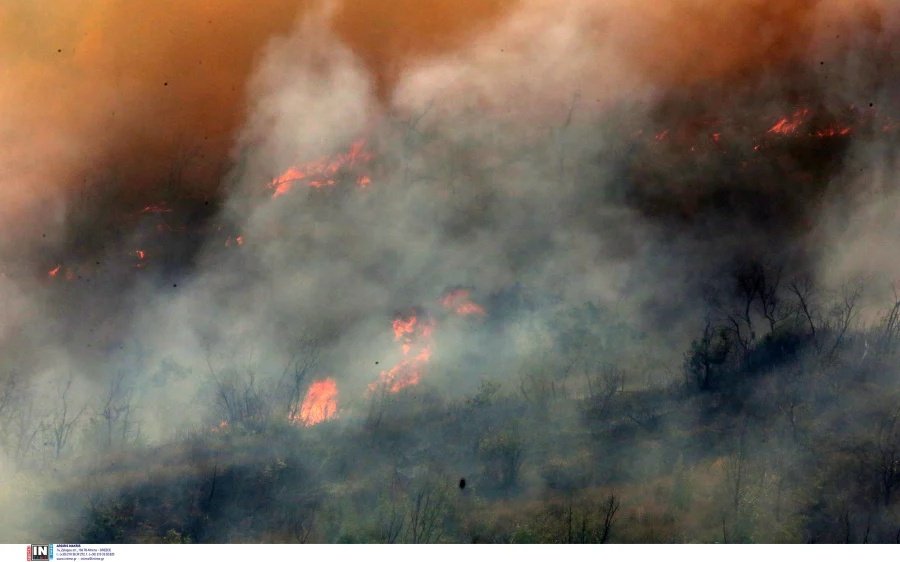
[289,378,339,427]
[225,235,245,247]
[440,289,486,317]
[767,108,810,135]
[140,203,172,214]
[269,139,373,198]
[48,265,61,278]
[813,126,852,138]
[372,311,435,393]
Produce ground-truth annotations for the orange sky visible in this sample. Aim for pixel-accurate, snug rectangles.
[0,0,516,224]
[0,0,892,230]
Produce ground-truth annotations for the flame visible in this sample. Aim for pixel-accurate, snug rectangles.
[134,249,147,269]
[392,315,419,341]
[813,126,852,138]
[269,139,373,198]
[48,265,61,278]
[373,311,435,393]
[767,108,810,135]
[211,420,229,433]
[140,203,172,214]
[289,378,339,427]
[225,235,245,247]
[440,288,486,317]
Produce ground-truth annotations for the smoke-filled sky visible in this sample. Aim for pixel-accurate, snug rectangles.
[0,0,898,438]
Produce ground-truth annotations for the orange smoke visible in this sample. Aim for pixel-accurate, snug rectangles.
[289,378,339,427]
[2,0,894,221]
[331,0,517,99]
[0,0,305,229]
[0,0,519,232]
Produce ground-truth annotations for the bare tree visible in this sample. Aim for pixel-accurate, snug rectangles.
[46,373,86,458]
[754,264,786,335]
[9,391,43,468]
[876,406,900,506]
[98,370,138,449]
[684,319,730,391]
[825,281,863,361]
[875,286,900,357]
[405,482,449,543]
[789,275,819,346]
[584,364,624,419]
[598,493,620,543]
[379,497,406,544]
[276,336,321,417]
[727,265,761,353]
[366,381,391,430]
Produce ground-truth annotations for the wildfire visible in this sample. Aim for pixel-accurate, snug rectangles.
[766,108,853,139]
[441,289,486,317]
[47,265,76,281]
[269,139,373,198]
[134,249,147,269]
[211,420,229,433]
[813,126,852,138]
[289,378,339,427]
[140,203,173,214]
[767,108,810,135]
[372,311,435,393]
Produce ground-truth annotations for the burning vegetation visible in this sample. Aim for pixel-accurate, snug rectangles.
[289,378,339,427]
[269,139,373,198]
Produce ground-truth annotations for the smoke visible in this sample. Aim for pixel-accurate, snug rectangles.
[117,0,897,416]
[0,0,899,542]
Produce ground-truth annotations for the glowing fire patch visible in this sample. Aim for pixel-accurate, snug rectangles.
[269,139,372,198]
[48,265,61,278]
[768,108,810,135]
[372,311,435,393]
[289,378,339,427]
[813,126,852,138]
[440,289,486,317]
[140,203,173,214]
